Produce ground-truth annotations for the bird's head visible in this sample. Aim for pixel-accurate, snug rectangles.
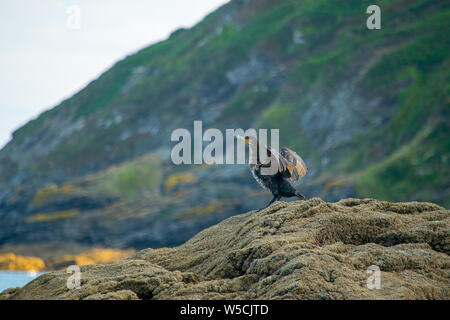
[235,135,254,144]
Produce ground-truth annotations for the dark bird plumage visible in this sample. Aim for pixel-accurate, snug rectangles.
[237,135,307,209]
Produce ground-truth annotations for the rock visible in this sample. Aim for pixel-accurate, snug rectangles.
[1,198,449,300]
[84,290,138,300]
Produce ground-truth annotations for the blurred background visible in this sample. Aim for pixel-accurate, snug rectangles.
[0,0,448,286]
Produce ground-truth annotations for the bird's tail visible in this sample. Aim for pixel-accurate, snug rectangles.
[295,191,306,200]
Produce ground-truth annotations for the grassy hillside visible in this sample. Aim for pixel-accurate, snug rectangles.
[0,0,448,252]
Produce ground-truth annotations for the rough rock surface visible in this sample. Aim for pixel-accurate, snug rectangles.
[1,198,449,300]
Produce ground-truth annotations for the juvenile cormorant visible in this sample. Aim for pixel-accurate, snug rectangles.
[236,135,307,209]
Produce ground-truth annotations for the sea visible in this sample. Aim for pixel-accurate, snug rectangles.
[0,270,44,292]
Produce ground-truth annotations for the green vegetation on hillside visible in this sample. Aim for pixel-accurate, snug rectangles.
[0,0,448,253]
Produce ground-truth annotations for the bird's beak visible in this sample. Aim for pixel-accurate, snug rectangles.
[235,135,249,144]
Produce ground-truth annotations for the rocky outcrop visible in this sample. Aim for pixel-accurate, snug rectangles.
[2,198,448,300]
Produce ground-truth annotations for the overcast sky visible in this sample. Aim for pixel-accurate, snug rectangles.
[0,0,228,148]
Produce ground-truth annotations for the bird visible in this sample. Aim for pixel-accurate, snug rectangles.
[236,135,307,209]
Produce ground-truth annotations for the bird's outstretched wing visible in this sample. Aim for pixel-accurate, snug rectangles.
[280,147,307,181]
[265,147,307,182]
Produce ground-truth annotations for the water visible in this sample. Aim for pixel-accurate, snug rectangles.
[0,271,44,292]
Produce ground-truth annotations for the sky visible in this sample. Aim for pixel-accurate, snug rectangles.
[0,0,228,149]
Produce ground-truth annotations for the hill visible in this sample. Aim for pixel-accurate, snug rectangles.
[0,0,448,254]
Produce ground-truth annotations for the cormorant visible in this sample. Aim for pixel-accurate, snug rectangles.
[236,135,307,209]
